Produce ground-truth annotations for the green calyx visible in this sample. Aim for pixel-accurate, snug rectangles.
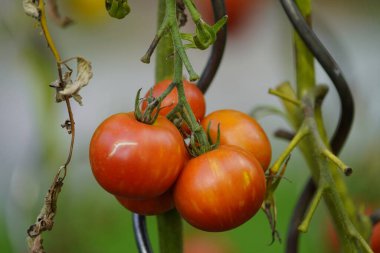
[105,0,131,19]
[182,16,227,50]
[187,122,220,157]
[134,88,161,125]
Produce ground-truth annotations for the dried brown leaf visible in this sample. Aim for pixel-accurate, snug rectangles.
[23,0,40,19]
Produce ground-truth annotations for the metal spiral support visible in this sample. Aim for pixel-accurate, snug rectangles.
[132,1,227,252]
[279,0,355,252]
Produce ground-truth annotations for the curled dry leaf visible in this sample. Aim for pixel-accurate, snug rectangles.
[50,57,93,105]
[23,0,40,19]
[27,171,64,253]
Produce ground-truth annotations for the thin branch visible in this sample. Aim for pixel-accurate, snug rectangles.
[26,0,77,251]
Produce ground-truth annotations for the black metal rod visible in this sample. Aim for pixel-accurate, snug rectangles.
[132,1,227,252]
[371,209,380,226]
[197,0,227,93]
[279,0,355,252]
[133,214,153,253]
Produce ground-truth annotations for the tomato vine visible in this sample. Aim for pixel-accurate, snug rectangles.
[22,1,380,253]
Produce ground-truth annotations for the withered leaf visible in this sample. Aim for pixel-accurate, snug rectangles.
[23,0,40,19]
[51,57,93,105]
[59,57,92,105]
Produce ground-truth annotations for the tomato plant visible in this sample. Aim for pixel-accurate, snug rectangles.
[174,145,266,232]
[201,109,271,171]
[142,79,206,124]
[22,0,378,252]
[89,112,187,198]
[115,190,174,215]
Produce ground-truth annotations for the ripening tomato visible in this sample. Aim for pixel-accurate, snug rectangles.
[115,190,174,215]
[174,145,266,232]
[201,109,271,171]
[371,223,380,253]
[89,112,187,199]
[142,79,206,123]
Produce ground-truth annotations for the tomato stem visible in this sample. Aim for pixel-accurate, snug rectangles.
[275,1,373,251]
[269,123,309,176]
[154,1,183,253]
[297,184,325,232]
[268,88,301,106]
[321,149,352,176]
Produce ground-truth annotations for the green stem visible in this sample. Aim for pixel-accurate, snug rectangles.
[155,0,174,82]
[155,1,183,253]
[284,1,373,252]
[157,209,183,253]
[322,149,352,176]
[298,184,325,232]
[294,0,315,98]
[183,0,201,22]
[270,123,309,175]
[268,88,301,106]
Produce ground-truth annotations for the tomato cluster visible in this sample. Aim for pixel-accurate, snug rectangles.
[89,80,271,231]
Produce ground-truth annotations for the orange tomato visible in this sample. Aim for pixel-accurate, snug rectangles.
[201,109,271,171]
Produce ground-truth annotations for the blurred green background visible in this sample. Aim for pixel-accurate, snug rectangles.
[1,0,380,252]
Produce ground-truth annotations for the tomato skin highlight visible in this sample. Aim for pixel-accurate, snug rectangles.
[371,223,380,253]
[174,145,266,232]
[115,190,174,215]
[142,79,206,123]
[201,109,271,171]
[89,112,187,199]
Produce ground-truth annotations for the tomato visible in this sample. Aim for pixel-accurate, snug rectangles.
[142,79,206,125]
[194,0,262,33]
[371,223,380,253]
[115,190,174,215]
[174,145,266,232]
[201,109,271,171]
[89,112,187,198]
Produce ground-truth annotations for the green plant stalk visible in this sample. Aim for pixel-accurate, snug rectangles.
[294,0,315,98]
[155,0,174,82]
[284,0,373,251]
[155,1,183,253]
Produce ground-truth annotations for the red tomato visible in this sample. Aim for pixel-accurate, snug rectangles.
[195,0,262,33]
[142,79,206,123]
[115,190,174,215]
[201,109,271,171]
[174,145,266,232]
[89,112,187,198]
[371,223,380,253]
